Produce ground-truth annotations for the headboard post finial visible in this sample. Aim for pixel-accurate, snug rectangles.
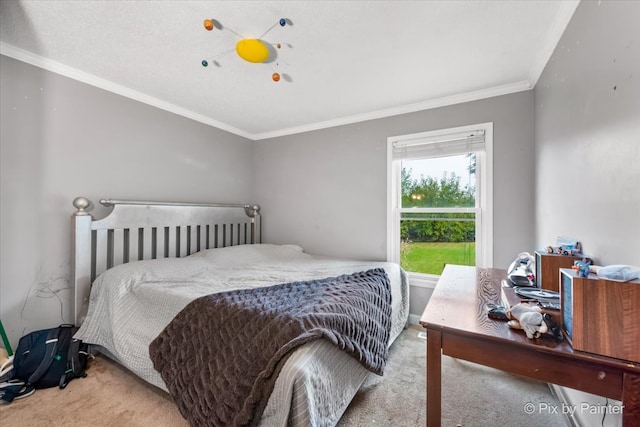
[72,197,92,216]
[244,204,261,218]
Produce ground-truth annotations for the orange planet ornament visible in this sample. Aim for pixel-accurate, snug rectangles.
[204,19,214,31]
[272,73,281,82]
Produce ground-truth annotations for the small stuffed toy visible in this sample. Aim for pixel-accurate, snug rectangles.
[506,303,548,339]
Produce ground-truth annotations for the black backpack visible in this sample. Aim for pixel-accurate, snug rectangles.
[2,324,89,402]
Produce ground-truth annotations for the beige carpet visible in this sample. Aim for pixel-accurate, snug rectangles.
[0,326,569,426]
[338,326,569,427]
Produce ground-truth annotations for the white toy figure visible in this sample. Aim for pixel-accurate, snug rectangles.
[506,303,548,339]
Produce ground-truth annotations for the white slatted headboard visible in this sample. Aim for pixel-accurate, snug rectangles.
[71,197,261,325]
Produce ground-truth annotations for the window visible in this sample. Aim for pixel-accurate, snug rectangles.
[387,123,493,286]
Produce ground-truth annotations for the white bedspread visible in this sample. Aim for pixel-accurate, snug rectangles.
[75,244,409,426]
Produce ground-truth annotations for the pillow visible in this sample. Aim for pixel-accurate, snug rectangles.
[190,243,307,264]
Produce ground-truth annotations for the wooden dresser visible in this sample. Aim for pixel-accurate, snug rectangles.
[420,265,640,427]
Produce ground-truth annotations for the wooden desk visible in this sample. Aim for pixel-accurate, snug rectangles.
[419,265,640,426]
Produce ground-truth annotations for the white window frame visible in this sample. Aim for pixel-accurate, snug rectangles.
[387,122,493,288]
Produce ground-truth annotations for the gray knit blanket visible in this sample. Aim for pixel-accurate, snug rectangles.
[149,268,392,427]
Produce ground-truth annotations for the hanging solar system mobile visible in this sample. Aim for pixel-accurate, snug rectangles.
[202,17,289,82]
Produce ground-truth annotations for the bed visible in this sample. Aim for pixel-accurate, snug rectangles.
[70,197,409,426]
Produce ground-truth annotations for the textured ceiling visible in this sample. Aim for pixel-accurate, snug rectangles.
[0,1,579,140]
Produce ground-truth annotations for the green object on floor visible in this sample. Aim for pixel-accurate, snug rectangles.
[0,319,13,356]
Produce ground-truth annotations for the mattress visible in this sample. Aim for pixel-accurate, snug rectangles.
[74,244,409,426]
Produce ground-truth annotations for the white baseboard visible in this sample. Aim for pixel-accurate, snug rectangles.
[408,314,421,325]
[550,384,622,427]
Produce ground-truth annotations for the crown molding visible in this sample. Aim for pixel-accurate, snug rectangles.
[0,42,254,140]
[2,41,533,142]
[251,80,533,140]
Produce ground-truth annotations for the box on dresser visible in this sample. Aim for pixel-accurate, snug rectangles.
[535,251,582,292]
[560,268,640,363]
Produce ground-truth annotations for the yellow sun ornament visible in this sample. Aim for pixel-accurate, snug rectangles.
[201,17,289,82]
[236,39,270,63]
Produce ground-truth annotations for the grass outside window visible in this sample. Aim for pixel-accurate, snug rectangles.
[401,241,475,276]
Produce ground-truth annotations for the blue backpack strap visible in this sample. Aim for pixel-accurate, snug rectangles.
[26,327,60,386]
[0,380,36,403]
[59,335,86,389]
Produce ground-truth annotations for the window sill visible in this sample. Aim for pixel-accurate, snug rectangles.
[407,272,439,289]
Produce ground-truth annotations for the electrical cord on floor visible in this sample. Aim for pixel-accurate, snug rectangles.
[601,397,608,427]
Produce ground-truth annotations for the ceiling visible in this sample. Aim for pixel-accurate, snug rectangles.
[0,1,579,140]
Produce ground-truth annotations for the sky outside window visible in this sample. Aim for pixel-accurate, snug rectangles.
[402,154,475,192]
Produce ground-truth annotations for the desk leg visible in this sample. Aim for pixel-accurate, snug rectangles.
[426,329,442,427]
[623,371,640,425]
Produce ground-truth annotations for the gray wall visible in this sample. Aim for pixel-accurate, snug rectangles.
[534,2,639,424]
[535,0,639,266]
[254,91,536,268]
[0,55,253,346]
[254,91,536,320]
